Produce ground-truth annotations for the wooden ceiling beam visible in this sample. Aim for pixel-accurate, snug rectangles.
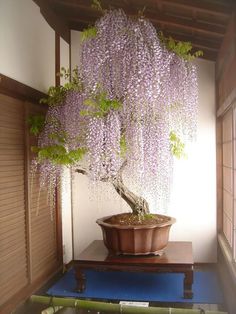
[48,0,232,61]
[54,4,226,38]
[33,0,70,43]
[53,0,232,20]
[68,19,219,61]
[163,31,221,51]
[160,0,232,17]
[69,21,89,31]
[191,47,217,61]
[145,10,226,38]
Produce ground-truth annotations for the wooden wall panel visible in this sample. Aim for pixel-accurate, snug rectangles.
[0,95,28,306]
[0,95,62,314]
[27,103,60,282]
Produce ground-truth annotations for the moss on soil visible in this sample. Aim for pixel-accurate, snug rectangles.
[105,212,170,226]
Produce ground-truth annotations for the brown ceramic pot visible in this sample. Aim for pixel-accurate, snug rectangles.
[96,214,176,255]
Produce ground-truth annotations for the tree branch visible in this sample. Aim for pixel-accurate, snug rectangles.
[75,162,149,214]
[75,169,88,176]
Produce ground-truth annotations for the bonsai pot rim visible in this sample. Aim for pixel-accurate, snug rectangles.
[96,213,176,230]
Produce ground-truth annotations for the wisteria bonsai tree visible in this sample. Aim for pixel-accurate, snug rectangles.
[30,9,200,222]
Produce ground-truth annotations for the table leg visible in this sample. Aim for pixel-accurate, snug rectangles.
[183,269,193,299]
[75,267,86,293]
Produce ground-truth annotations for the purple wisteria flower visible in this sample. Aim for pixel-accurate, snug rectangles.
[36,9,198,212]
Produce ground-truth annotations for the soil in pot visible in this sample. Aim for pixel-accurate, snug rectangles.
[104,212,171,226]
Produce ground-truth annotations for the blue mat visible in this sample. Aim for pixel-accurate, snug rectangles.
[47,269,223,304]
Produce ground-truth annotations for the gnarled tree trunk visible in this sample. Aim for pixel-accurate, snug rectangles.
[112,177,149,215]
[75,162,149,215]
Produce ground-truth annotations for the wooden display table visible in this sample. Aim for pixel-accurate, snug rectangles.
[74,240,194,299]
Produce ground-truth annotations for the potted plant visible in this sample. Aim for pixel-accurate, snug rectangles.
[29,8,201,255]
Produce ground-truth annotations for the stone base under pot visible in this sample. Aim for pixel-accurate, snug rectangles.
[96,213,176,255]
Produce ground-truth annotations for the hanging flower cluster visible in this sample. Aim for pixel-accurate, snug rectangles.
[32,9,198,212]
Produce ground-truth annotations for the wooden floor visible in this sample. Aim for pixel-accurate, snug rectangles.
[13,265,226,314]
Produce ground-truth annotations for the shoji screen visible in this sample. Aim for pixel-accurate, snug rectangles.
[222,109,233,248]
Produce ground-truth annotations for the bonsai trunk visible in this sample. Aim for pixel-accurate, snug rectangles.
[112,176,149,215]
[75,162,149,215]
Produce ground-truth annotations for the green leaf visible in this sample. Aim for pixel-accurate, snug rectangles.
[33,143,87,166]
[120,133,127,158]
[82,26,97,42]
[27,115,45,135]
[84,98,97,108]
[82,94,122,118]
[40,67,83,107]
[31,146,40,153]
[91,0,103,12]
[158,31,203,61]
[48,131,68,144]
[67,147,87,162]
[170,131,186,159]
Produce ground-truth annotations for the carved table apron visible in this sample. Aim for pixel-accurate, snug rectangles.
[74,240,194,299]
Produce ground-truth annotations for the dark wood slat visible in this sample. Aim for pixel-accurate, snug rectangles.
[32,251,57,270]
[0,189,25,200]
[0,242,27,265]
[0,268,28,297]
[0,165,24,172]
[163,30,221,51]
[31,222,56,237]
[1,237,27,257]
[0,159,24,166]
[0,169,23,177]
[0,79,62,314]
[0,209,26,221]
[54,0,228,35]
[31,228,55,243]
[0,74,46,103]
[32,258,57,282]
[0,274,28,306]
[0,126,24,134]
[53,0,232,17]
[32,237,56,255]
[0,155,24,162]
[0,205,25,219]
[161,0,232,17]
[0,93,25,109]
[32,250,57,273]
[0,216,26,233]
[49,0,233,62]
[64,7,226,37]
[0,149,24,156]
[0,225,27,241]
[0,249,27,268]
[33,0,70,43]
[145,10,226,37]
[31,209,55,221]
[30,201,50,210]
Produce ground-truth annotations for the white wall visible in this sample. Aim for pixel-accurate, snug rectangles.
[169,59,216,262]
[59,38,74,264]
[71,31,216,262]
[61,167,73,264]
[0,0,55,93]
[71,31,82,71]
[60,37,70,85]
